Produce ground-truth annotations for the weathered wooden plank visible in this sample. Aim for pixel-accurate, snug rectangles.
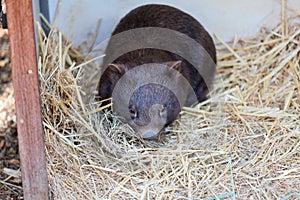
[6,0,49,199]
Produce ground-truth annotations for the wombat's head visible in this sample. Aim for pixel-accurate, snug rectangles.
[128,83,181,139]
[102,61,196,139]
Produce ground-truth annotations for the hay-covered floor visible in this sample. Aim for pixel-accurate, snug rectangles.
[38,8,300,200]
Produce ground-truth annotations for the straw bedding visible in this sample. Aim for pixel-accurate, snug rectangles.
[38,8,300,200]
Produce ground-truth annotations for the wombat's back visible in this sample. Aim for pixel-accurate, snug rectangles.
[112,4,216,63]
[98,4,216,103]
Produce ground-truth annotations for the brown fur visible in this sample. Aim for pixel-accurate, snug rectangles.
[98,4,216,101]
[97,4,216,138]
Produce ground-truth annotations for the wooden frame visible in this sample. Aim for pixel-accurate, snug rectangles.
[6,0,49,199]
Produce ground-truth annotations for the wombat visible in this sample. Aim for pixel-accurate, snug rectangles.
[97,4,216,139]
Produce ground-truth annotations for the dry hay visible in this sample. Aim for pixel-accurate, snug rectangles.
[38,7,300,200]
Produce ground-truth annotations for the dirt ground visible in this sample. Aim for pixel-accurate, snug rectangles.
[0,29,23,199]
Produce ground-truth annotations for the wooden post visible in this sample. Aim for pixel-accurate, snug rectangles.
[6,0,49,199]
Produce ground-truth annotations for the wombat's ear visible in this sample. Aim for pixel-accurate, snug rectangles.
[108,63,126,75]
[164,61,182,72]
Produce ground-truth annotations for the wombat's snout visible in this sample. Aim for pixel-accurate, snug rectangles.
[141,130,159,139]
[138,104,167,139]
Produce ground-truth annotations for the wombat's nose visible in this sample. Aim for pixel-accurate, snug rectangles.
[141,131,158,139]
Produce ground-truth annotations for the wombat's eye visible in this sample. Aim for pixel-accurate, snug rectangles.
[161,105,166,112]
[129,106,138,119]
[160,105,167,118]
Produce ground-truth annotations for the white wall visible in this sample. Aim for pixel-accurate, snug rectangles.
[48,0,300,49]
